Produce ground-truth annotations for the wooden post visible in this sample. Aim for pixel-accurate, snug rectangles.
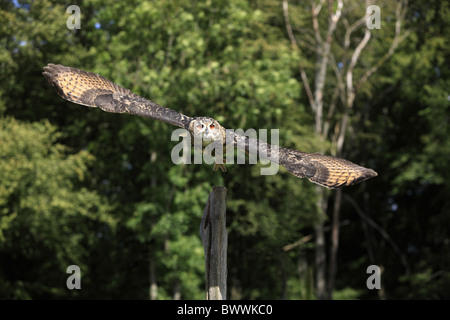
[200,186,228,300]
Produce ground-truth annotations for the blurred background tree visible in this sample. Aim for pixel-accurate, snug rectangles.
[0,0,448,299]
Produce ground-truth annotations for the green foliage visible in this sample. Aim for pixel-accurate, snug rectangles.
[1,0,449,300]
[0,117,114,299]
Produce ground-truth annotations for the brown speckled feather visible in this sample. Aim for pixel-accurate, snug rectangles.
[42,64,192,129]
[279,149,377,188]
[227,131,377,188]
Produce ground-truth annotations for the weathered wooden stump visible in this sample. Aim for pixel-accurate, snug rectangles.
[200,186,228,300]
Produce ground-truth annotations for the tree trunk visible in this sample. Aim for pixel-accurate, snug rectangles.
[149,258,158,300]
[314,187,328,300]
[328,188,342,299]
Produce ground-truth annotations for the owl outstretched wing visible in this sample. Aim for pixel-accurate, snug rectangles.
[227,131,377,188]
[279,148,377,188]
[42,64,192,129]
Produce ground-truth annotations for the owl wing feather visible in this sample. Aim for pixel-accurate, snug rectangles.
[226,131,377,188]
[42,64,192,129]
[279,148,377,188]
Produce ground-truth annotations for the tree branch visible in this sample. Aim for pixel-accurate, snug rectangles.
[282,0,315,112]
[311,0,326,45]
[343,194,410,274]
[313,0,343,134]
[355,0,411,91]
[346,27,371,107]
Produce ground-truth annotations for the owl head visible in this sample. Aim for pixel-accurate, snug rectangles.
[189,117,224,145]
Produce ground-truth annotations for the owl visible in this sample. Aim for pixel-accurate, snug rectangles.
[188,117,226,171]
[43,64,377,188]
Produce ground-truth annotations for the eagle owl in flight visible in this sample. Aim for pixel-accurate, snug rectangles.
[42,64,377,189]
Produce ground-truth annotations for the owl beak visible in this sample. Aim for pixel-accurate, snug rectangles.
[203,130,212,140]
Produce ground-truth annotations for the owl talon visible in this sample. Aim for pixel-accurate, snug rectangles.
[213,163,227,172]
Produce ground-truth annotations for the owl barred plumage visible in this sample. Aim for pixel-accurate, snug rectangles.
[226,131,377,188]
[43,64,192,128]
[279,149,377,188]
[43,63,377,188]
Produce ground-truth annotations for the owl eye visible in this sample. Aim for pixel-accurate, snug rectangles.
[209,124,215,130]
[196,124,204,130]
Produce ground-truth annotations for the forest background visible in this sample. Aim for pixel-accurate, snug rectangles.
[0,0,448,299]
